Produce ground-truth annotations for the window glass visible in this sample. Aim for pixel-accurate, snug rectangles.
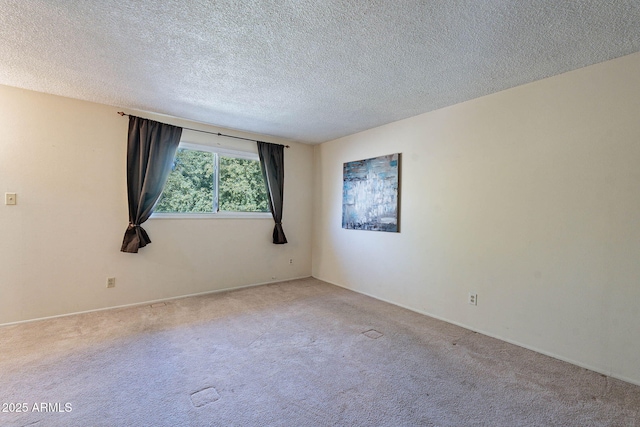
[219,156,269,212]
[154,144,269,215]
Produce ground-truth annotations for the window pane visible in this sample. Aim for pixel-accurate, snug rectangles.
[218,157,269,212]
[155,148,214,213]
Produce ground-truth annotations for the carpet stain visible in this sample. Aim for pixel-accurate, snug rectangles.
[362,329,383,339]
[190,386,220,407]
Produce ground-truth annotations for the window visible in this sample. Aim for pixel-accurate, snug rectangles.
[153,143,270,218]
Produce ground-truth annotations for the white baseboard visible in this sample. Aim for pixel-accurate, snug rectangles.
[0,275,312,328]
[314,275,640,388]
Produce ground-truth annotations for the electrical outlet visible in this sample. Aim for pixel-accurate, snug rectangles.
[468,293,477,306]
[5,193,16,205]
[289,258,293,264]
[107,277,116,288]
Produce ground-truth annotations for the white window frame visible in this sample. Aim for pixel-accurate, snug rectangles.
[151,142,272,219]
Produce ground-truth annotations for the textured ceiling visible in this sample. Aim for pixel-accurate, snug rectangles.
[1,1,639,144]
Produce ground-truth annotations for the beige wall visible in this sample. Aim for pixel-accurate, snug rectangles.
[3,52,640,385]
[313,52,640,385]
[0,85,313,324]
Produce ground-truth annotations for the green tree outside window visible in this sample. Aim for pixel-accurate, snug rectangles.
[155,147,269,214]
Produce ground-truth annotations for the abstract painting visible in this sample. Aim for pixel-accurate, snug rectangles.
[342,153,400,232]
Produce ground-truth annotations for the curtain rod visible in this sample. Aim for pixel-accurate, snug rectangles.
[117,112,289,148]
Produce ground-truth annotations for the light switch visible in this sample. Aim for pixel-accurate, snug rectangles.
[5,193,16,205]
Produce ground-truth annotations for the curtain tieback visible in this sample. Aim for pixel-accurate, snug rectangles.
[127,223,140,230]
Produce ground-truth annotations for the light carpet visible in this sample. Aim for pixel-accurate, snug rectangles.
[0,278,638,426]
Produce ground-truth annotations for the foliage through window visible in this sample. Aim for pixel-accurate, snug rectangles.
[155,144,269,215]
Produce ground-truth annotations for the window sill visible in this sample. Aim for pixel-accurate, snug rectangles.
[151,212,272,220]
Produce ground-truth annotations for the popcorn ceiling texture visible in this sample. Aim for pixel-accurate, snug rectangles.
[0,0,639,143]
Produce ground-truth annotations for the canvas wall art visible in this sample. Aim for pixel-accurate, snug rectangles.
[342,153,400,232]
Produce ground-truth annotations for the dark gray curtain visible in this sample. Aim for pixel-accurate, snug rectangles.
[257,141,288,244]
[121,116,182,253]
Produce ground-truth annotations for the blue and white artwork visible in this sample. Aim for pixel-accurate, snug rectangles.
[342,153,400,232]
